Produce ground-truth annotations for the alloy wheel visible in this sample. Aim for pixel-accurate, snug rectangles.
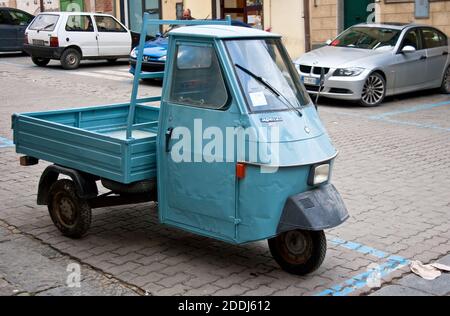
[362,74,385,106]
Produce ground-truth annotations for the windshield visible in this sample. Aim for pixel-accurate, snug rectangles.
[29,14,59,31]
[225,39,310,113]
[331,27,401,50]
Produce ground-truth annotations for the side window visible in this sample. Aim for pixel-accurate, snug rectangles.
[94,16,126,32]
[0,11,12,25]
[169,44,229,110]
[401,29,421,50]
[9,10,32,25]
[422,28,446,49]
[66,15,94,32]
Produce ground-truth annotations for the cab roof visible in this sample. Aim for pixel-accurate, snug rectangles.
[169,25,280,39]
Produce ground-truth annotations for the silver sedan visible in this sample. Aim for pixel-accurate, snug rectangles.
[294,23,450,106]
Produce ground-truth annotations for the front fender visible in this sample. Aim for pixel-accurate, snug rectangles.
[277,184,349,233]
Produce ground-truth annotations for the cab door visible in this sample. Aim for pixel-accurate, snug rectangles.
[157,40,239,242]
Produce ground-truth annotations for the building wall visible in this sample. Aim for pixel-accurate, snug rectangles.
[378,0,450,36]
[264,0,306,59]
[184,0,212,19]
[0,0,116,15]
[309,0,339,47]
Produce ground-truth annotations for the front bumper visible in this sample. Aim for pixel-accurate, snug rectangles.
[277,184,349,233]
[298,66,368,101]
[129,58,165,74]
[23,44,64,59]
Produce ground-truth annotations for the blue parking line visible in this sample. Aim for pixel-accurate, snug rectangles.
[316,237,410,296]
[0,136,14,148]
[369,100,450,120]
[316,255,410,296]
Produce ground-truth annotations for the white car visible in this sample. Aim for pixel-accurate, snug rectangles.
[24,12,131,70]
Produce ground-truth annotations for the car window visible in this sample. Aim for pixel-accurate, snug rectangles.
[401,29,421,50]
[168,43,229,110]
[29,14,59,31]
[9,10,33,25]
[66,15,94,32]
[0,11,11,25]
[421,28,447,49]
[94,16,126,32]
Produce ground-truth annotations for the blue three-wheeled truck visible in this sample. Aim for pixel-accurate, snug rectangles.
[12,15,348,275]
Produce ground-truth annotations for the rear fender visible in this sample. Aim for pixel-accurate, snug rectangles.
[37,165,98,205]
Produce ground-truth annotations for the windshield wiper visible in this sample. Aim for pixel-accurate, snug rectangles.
[38,23,54,31]
[235,64,302,117]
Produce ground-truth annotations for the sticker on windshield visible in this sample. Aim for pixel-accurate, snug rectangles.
[249,92,268,107]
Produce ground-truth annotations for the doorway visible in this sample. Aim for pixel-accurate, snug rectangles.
[344,0,374,29]
[220,0,263,29]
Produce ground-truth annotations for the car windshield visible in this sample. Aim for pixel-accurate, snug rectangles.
[29,14,59,31]
[225,39,310,113]
[331,27,401,50]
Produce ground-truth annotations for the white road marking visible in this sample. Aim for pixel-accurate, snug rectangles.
[71,71,126,82]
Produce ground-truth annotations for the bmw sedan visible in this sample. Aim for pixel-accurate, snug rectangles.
[294,23,450,106]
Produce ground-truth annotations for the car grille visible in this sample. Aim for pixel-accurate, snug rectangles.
[299,64,330,75]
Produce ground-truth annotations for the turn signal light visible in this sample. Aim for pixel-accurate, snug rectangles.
[236,163,246,180]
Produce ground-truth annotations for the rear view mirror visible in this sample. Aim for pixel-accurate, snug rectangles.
[401,45,416,53]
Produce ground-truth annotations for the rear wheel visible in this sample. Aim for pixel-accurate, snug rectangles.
[60,48,81,70]
[31,57,50,67]
[441,65,450,94]
[359,72,386,107]
[47,179,91,239]
[268,230,327,275]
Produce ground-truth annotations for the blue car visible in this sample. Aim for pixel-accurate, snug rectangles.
[129,20,250,76]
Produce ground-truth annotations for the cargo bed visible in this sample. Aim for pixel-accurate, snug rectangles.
[12,103,160,184]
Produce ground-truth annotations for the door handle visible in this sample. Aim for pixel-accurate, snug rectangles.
[420,55,427,60]
[165,127,174,153]
[443,51,449,56]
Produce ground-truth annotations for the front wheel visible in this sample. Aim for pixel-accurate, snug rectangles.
[47,179,91,239]
[441,65,450,94]
[31,57,50,67]
[268,230,327,275]
[359,72,386,107]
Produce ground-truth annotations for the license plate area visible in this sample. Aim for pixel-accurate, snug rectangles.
[32,39,45,46]
[302,76,319,86]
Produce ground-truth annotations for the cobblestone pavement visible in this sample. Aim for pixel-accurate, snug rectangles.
[0,55,449,296]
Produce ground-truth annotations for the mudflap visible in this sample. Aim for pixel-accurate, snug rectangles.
[277,184,349,233]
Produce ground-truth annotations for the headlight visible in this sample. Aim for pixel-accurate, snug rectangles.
[308,164,330,186]
[158,55,166,62]
[333,67,364,77]
[130,48,137,59]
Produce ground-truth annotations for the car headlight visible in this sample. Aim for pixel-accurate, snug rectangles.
[130,48,137,59]
[333,67,364,77]
[308,163,330,186]
[158,55,166,62]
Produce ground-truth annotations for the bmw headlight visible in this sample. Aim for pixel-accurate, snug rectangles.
[130,48,137,59]
[333,67,364,77]
[308,163,330,186]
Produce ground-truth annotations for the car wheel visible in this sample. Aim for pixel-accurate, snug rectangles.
[31,57,50,67]
[360,72,386,107]
[268,229,327,275]
[441,65,450,94]
[60,48,81,70]
[47,179,91,239]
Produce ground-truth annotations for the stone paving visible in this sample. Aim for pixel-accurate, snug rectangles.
[0,55,449,296]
